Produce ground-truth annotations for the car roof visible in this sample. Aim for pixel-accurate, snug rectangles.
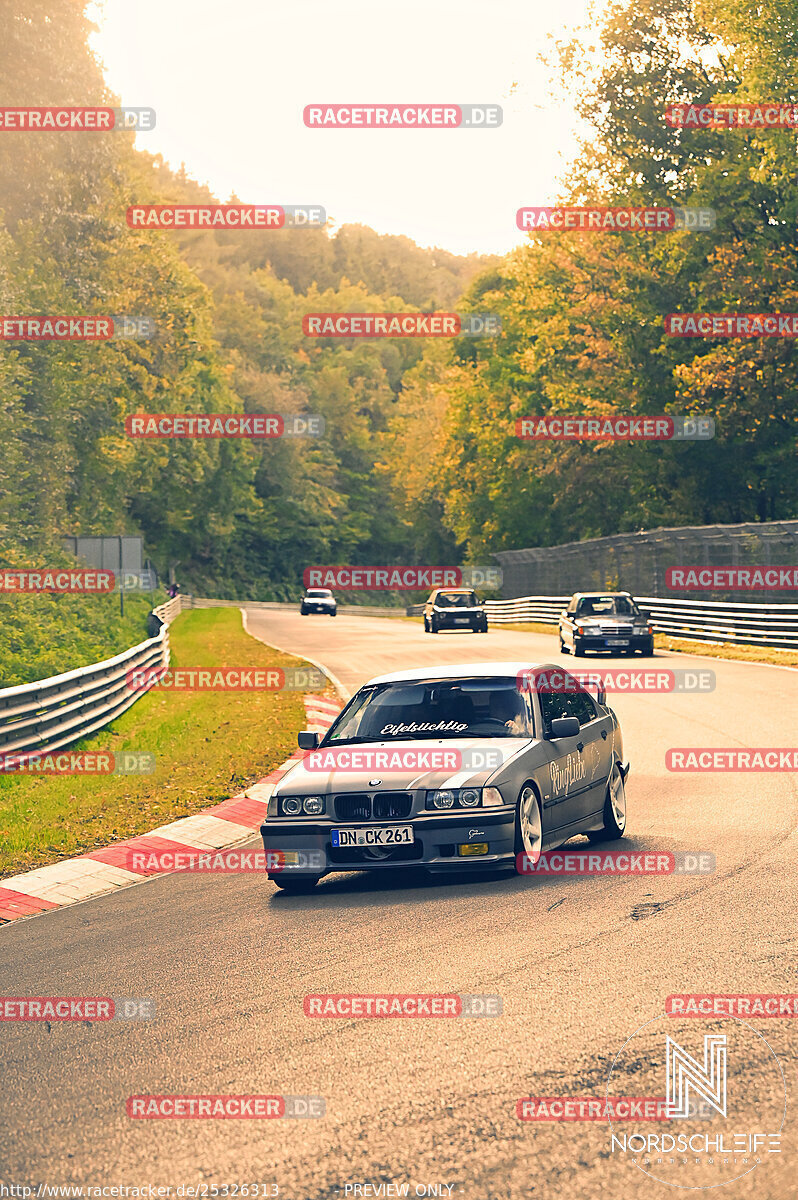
[431,587,475,594]
[365,661,557,685]
[572,591,633,598]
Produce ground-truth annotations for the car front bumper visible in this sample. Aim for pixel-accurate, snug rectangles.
[430,612,487,629]
[260,807,516,874]
[574,633,653,653]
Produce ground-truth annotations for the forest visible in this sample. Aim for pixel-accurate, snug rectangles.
[2,0,797,681]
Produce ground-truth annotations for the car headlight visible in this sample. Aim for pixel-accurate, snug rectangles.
[634,623,653,634]
[303,795,325,815]
[281,797,302,816]
[425,788,485,810]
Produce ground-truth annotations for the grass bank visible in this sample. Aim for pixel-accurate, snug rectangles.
[0,608,318,876]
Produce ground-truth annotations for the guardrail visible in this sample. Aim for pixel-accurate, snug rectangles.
[406,595,798,648]
[0,595,185,763]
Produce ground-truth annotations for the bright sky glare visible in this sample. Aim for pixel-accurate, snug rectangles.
[89,0,601,257]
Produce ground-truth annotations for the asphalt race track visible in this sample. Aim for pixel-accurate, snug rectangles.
[2,610,797,1199]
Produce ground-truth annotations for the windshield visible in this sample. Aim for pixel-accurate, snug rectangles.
[324,677,533,743]
[306,589,333,598]
[576,596,638,617]
[434,591,478,608]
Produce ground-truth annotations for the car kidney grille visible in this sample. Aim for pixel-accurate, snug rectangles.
[599,623,633,634]
[334,793,372,820]
[373,792,412,819]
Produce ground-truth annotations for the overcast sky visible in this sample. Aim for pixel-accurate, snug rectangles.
[89,0,601,257]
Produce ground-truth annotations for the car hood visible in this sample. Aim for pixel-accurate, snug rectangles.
[274,737,534,794]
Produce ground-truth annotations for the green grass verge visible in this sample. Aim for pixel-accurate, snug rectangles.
[0,589,167,689]
[0,608,319,877]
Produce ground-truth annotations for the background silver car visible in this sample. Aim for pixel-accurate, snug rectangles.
[260,660,629,891]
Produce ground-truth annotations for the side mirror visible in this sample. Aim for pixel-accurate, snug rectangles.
[596,682,607,706]
[480,598,487,605]
[638,609,650,621]
[298,730,320,750]
[550,716,580,739]
[560,610,567,618]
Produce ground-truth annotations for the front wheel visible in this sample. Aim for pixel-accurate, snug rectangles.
[514,783,543,872]
[270,875,321,893]
[430,616,439,634]
[423,616,430,633]
[574,642,586,657]
[559,635,568,654]
[586,762,627,842]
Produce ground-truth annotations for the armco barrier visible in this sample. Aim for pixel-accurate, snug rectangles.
[0,595,185,763]
[406,595,798,648]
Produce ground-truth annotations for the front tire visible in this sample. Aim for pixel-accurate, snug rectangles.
[586,762,627,842]
[514,783,543,872]
[559,635,568,654]
[574,641,586,657]
[430,616,439,634]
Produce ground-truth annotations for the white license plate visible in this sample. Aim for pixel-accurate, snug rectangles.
[454,617,470,624]
[331,826,414,848]
[606,638,629,646]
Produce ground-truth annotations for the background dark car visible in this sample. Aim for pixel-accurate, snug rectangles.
[423,588,488,634]
[300,587,337,616]
[558,591,653,656]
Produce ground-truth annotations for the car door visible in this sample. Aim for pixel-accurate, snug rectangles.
[536,675,611,828]
[566,686,613,820]
[560,596,579,648]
